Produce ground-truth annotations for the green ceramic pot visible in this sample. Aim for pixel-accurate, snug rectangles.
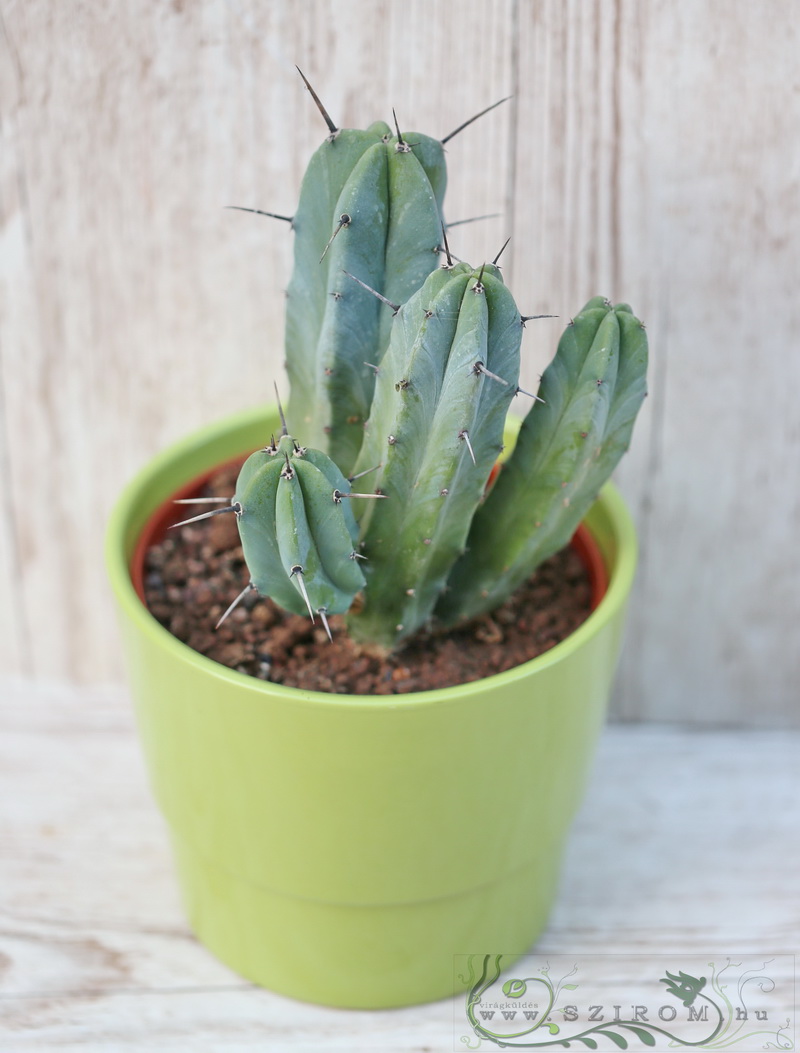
[106,404,637,1009]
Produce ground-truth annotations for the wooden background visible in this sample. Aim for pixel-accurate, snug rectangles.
[1,0,798,725]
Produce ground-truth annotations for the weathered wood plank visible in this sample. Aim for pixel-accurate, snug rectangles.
[0,683,797,1049]
[0,1,798,724]
[610,1,800,723]
[0,0,514,686]
[509,0,800,724]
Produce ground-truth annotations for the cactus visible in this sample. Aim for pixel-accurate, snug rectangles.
[180,74,648,659]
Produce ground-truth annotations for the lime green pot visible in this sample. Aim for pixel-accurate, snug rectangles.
[106,404,637,1009]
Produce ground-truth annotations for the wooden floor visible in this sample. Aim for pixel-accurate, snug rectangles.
[1,681,797,1051]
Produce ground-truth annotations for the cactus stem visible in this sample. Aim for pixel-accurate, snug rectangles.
[492,237,511,265]
[295,66,338,136]
[472,361,508,385]
[319,213,351,262]
[225,205,293,225]
[520,313,558,326]
[169,505,239,528]
[459,429,476,465]
[515,384,545,403]
[215,581,256,630]
[290,565,316,621]
[447,213,502,229]
[333,489,389,501]
[348,463,381,482]
[343,271,400,314]
[440,96,511,145]
[318,607,333,641]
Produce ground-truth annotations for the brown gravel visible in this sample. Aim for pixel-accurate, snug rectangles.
[142,463,593,695]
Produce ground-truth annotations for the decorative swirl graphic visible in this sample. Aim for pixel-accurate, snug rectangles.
[463,955,560,1046]
[458,957,784,1050]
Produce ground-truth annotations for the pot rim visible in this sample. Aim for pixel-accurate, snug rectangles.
[105,403,638,711]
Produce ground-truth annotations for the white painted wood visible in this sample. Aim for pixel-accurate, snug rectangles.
[0,682,797,1049]
[0,1,798,723]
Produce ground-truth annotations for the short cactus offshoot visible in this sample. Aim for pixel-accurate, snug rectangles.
[182,73,648,658]
[436,297,649,626]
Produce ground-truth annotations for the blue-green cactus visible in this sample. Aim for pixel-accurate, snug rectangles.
[183,80,649,658]
[436,298,648,625]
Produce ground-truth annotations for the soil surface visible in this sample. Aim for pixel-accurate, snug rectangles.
[143,463,593,695]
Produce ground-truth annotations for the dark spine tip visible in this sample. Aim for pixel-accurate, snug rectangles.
[520,313,558,326]
[440,223,454,268]
[319,214,351,262]
[492,236,511,265]
[225,206,294,225]
[274,382,289,436]
[447,212,502,230]
[343,271,400,314]
[391,107,411,152]
[295,66,338,135]
[440,95,512,145]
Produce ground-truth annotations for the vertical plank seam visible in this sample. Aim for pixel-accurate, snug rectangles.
[0,351,33,677]
[613,0,668,720]
[504,0,520,290]
[610,0,621,297]
[0,5,35,678]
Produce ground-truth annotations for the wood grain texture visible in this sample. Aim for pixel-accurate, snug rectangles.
[0,682,797,1049]
[0,1,798,723]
